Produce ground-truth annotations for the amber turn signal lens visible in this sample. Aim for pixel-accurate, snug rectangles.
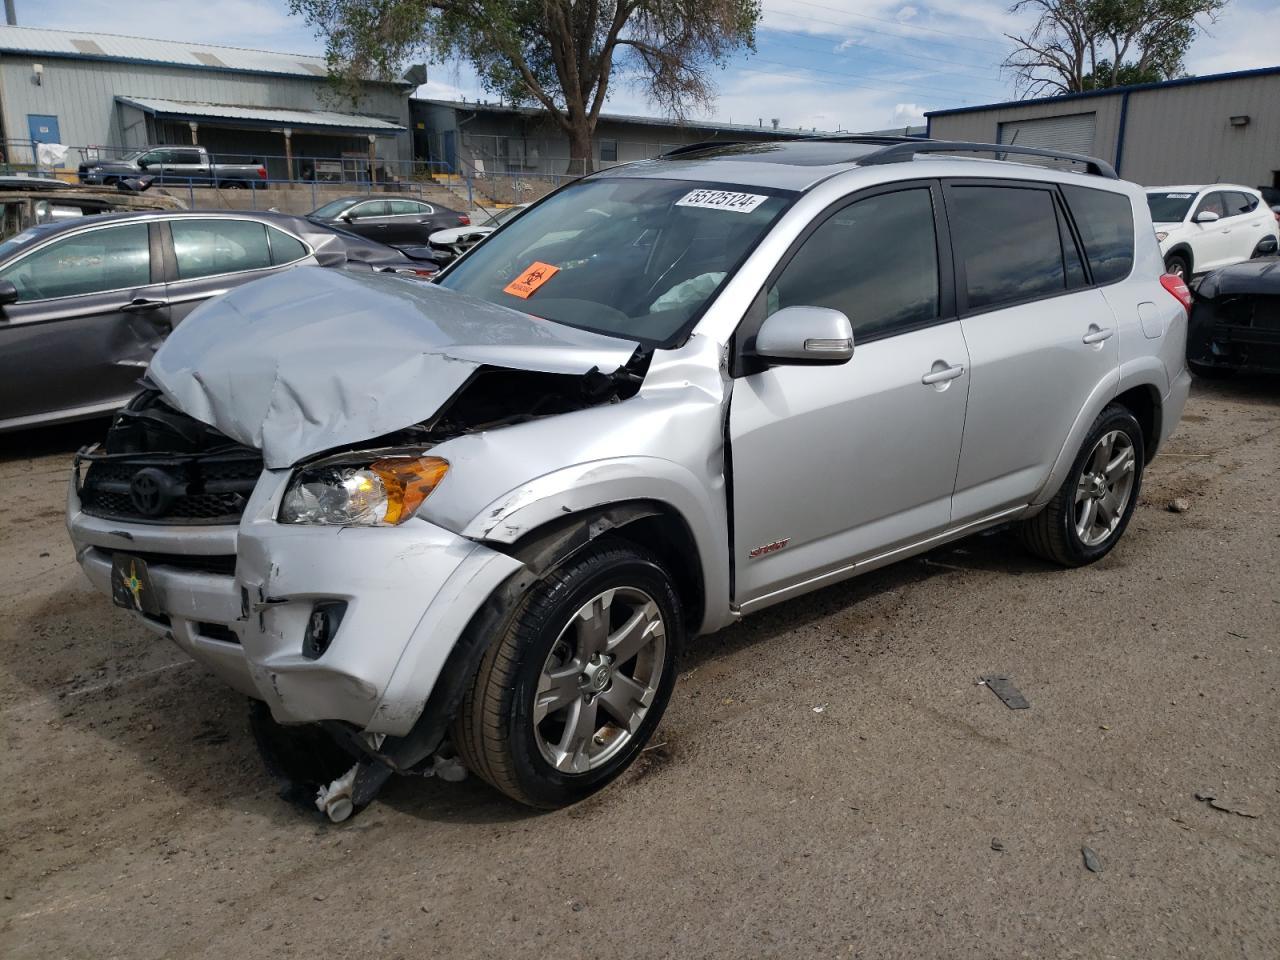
[368,456,449,524]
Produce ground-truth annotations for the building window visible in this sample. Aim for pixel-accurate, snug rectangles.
[599,139,618,163]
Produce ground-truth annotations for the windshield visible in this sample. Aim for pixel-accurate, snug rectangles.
[309,199,357,219]
[437,178,793,345]
[1147,192,1196,223]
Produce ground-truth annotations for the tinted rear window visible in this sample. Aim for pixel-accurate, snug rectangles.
[1063,186,1134,285]
[949,185,1067,311]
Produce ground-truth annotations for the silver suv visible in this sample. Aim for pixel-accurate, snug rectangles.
[67,138,1192,816]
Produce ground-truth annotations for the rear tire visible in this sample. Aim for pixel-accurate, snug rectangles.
[1164,252,1191,279]
[1019,404,1145,567]
[453,539,682,809]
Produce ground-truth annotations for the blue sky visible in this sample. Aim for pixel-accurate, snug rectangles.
[28,0,1280,132]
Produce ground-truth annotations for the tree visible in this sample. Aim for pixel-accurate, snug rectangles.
[289,0,762,172]
[1002,0,1226,97]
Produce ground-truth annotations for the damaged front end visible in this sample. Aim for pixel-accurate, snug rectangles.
[67,267,655,819]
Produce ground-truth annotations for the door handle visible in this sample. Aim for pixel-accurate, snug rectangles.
[1082,326,1114,344]
[123,297,168,312]
[921,363,965,385]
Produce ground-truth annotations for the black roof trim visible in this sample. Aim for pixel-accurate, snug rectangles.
[859,139,1118,178]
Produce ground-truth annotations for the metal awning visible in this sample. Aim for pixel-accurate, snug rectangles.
[115,96,406,135]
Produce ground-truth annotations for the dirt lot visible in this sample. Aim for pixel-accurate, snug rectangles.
[1,378,1277,959]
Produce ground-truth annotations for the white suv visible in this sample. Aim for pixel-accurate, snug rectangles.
[1147,185,1278,278]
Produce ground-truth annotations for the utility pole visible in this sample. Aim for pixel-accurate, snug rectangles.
[4,2,16,27]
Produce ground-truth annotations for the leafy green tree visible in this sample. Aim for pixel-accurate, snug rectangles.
[1003,0,1226,96]
[290,0,762,172]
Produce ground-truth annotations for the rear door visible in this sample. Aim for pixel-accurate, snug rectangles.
[0,221,169,425]
[162,217,311,325]
[1224,190,1271,259]
[729,181,971,608]
[943,179,1119,522]
[383,199,434,243]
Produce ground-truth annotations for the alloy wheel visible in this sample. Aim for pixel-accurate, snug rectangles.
[1074,430,1137,547]
[533,587,667,774]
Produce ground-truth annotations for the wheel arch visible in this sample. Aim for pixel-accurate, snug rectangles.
[1112,382,1161,463]
[1164,243,1194,273]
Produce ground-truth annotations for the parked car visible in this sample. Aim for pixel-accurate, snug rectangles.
[1147,184,1278,278]
[0,211,436,432]
[79,146,267,189]
[306,195,470,246]
[1186,258,1280,376]
[67,138,1190,817]
[0,179,185,240]
[426,203,529,264]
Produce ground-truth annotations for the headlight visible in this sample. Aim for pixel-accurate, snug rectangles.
[279,455,448,525]
[1155,231,1168,241]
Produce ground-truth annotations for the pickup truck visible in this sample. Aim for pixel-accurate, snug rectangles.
[79,146,268,189]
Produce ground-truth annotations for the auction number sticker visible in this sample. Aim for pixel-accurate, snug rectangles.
[503,261,560,299]
[1166,193,1193,198]
[675,189,768,213]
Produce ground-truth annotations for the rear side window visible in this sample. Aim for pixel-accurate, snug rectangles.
[267,227,308,265]
[768,187,939,340]
[1225,191,1257,215]
[1062,186,1134,285]
[172,219,273,280]
[948,185,1066,311]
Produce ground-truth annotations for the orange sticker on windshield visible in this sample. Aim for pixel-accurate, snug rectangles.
[503,261,559,299]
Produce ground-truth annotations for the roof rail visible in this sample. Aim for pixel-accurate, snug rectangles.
[659,140,752,158]
[859,139,1118,178]
[801,134,925,145]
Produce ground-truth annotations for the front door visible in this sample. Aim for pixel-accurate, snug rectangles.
[1190,191,1235,271]
[729,183,970,609]
[942,180,1120,521]
[0,222,169,426]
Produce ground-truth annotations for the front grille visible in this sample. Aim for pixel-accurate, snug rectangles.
[79,452,262,525]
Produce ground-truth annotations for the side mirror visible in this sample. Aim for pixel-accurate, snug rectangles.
[754,306,854,365]
[1194,210,1220,224]
[0,280,19,307]
[340,212,355,222]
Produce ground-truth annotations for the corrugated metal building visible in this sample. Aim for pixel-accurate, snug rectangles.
[411,98,841,176]
[926,66,1280,188]
[0,25,413,177]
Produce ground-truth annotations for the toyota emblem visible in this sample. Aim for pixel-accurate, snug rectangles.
[129,468,174,517]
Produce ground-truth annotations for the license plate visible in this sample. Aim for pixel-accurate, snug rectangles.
[110,554,164,616]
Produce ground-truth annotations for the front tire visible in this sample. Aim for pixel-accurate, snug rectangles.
[1019,404,1145,567]
[453,539,682,808]
[1164,252,1191,279]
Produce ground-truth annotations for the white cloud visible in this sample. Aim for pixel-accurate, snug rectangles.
[835,38,858,53]
[892,102,926,125]
[897,6,920,23]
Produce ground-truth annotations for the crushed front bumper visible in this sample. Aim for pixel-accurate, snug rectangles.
[67,468,523,737]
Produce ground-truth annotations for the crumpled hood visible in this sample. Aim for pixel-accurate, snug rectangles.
[1195,257,1280,299]
[147,266,639,468]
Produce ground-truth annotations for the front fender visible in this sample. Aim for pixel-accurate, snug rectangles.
[461,456,732,634]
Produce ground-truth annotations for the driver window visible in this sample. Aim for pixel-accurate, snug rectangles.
[1195,193,1226,218]
[0,223,151,301]
[768,188,940,341]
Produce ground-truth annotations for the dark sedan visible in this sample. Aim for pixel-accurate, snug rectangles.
[1188,258,1280,376]
[306,195,470,246]
[0,210,437,432]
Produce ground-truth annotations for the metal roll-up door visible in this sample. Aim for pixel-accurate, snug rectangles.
[997,113,1098,165]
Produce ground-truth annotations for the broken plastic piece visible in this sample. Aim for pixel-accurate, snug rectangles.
[428,754,468,783]
[980,675,1030,710]
[316,763,359,823]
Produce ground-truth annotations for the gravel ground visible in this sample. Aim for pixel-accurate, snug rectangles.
[1,378,1277,959]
